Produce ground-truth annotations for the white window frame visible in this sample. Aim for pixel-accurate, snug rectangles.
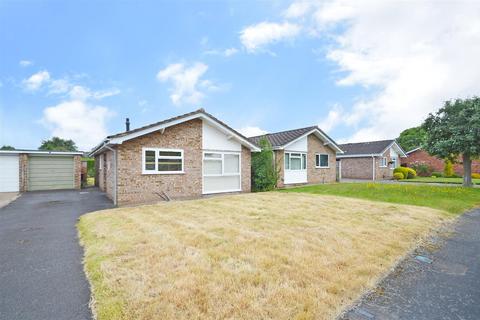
[380,157,388,167]
[315,153,330,168]
[98,154,103,171]
[390,157,397,169]
[285,152,307,171]
[142,147,184,174]
[202,151,241,194]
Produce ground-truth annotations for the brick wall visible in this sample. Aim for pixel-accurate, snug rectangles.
[274,150,285,188]
[401,149,480,175]
[19,154,28,192]
[340,157,374,180]
[74,155,82,189]
[115,119,203,206]
[375,150,394,180]
[241,146,251,192]
[307,134,336,184]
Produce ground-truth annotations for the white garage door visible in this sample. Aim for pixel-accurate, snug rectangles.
[0,154,20,192]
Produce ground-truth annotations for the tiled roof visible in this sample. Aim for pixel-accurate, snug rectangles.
[248,126,318,148]
[338,140,395,156]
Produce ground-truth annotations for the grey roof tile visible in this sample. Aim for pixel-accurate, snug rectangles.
[338,140,395,156]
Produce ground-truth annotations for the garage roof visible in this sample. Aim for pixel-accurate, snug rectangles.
[0,149,83,155]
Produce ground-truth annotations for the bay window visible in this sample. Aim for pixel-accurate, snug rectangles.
[203,152,241,193]
[285,152,307,171]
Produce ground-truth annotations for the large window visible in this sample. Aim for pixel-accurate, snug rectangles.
[203,152,241,193]
[285,152,306,171]
[142,148,184,174]
[315,154,329,168]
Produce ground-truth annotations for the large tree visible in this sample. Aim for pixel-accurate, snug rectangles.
[0,145,15,150]
[39,137,78,152]
[396,126,427,152]
[423,97,480,187]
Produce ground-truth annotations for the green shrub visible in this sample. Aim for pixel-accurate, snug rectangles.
[251,137,279,192]
[393,172,404,180]
[394,167,416,179]
[410,161,433,177]
[472,173,480,179]
[444,159,454,177]
[431,171,443,177]
[405,167,417,179]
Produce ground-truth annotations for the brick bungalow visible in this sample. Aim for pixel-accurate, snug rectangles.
[401,147,480,175]
[248,126,343,187]
[89,109,260,206]
[337,140,407,180]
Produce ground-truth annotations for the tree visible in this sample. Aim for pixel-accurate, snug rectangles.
[251,137,279,192]
[397,126,427,152]
[39,137,78,151]
[0,145,15,150]
[423,97,480,187]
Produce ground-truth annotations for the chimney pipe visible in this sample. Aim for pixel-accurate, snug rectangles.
[126,118,130,132]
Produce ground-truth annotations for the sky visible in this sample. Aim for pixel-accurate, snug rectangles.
[1,0,480,151]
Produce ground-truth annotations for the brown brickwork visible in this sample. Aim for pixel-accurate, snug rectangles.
[241,146,251,193]
[74,155,82,189]
[375,150,394,180]
[274,150,285,188]
[340,157,374,180]
[401,149,480,175]
[307,134,336,184]
[19,154,28,192]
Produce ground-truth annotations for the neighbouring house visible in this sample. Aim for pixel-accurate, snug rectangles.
[0,150,82,193]
[248,126,343,187]
[89,109,260,206]
[337,140,407,180]
[402,147,480,175]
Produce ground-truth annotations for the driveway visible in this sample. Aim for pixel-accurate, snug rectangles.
[0,189,113,320]
[342,208,480,320]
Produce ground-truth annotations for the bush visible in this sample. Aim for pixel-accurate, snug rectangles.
[472,173,480,179]
[405,167,417,179]
[393,167,416,179]
[251,137,279,192]
[444,159,454,177]
[410,161,433,177]
[393,172,404,180]
[431,171,443,177]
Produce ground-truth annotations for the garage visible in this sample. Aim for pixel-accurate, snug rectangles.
[0,150,82,193]
[28,155,75,191]
[0,154,20,192]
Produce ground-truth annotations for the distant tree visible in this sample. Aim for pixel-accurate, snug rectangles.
[397,126,427,152]
[443,159,454,177]
[423,97,480,187]
[0,145,15,150]
[251,137,279,192]
[39,137,78,151]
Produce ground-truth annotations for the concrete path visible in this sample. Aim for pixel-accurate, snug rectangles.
[0,189,113,320]
[0,193,19,209]
[341,208,480,320]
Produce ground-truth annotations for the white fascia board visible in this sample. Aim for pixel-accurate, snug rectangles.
[0,150,83,155]
[336,154,382,158]
[381,141,407,158]
[280,129,343,153]
[406,147,421,154]
[108,113,260,152]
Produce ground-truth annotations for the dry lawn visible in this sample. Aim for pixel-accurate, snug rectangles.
[78,192,452,320]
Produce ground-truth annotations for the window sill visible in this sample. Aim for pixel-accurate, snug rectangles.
[142,171,185,175]
[315,166,330,169]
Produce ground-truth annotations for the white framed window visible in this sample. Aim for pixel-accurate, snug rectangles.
[285,152,307,171]
[380,157,388,167]
[98,154,103,171]
[203,151,241,194]
[390,157,397,169]
[142,148,184,174]
[315,154,329,168]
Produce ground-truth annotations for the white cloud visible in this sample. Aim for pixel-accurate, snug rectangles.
[284,1,312,19]
[19,60,33,67]
[237,126,268,137]
[204,47,239,57]
[48,79,71,94]
[157,62,212,105]
[22,70,50,91]
[224,48,239,57]
[68,85,120,100]
[240,21,301,53]
[318,104,343,133]
[42,100,114,150]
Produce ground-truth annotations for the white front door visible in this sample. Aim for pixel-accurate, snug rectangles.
[0,154,20,192]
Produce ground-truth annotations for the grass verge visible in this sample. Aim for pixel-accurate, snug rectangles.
[79,192,454,320]
[281,182,480,215]
[400,177,480,185]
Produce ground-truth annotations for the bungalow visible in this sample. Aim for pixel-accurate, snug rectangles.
[89,109,260,206]
[337,140,407,180]
[248,126,343,187]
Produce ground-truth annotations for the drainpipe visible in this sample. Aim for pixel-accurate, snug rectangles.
[104,145,117,206]
[372,156,376,181]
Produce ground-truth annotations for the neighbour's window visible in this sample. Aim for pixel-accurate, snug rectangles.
[380,157,387,167]
[315,154,329,168]
[390,157,397,169]
[285,152,307,171]
[143,148,183,174]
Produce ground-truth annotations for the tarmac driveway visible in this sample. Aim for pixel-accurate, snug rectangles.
[0,189,113,320]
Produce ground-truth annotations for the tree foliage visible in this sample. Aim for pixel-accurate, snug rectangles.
[39,137,78,151]
[423,97,480,187]
[0,145,15,150]
[396,126,427,152]
[251,137,279,192]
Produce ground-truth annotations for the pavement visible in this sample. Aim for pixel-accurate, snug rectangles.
[0,188,113,320]
[0,193,19,209]
[341,208,480,320]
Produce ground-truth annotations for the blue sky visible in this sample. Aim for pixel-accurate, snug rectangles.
[1,0,479,150]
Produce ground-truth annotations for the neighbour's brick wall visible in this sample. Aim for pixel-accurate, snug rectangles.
[116,119,203,206]
[401,149,480,175]
[104,150,115,201]
[241,146,251,193]
[19,154,28,192]
[340,157,374,180]
[274,150,285,188]
[375,150,394,180]
[74,155,82,189]
[307,134,336,184]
